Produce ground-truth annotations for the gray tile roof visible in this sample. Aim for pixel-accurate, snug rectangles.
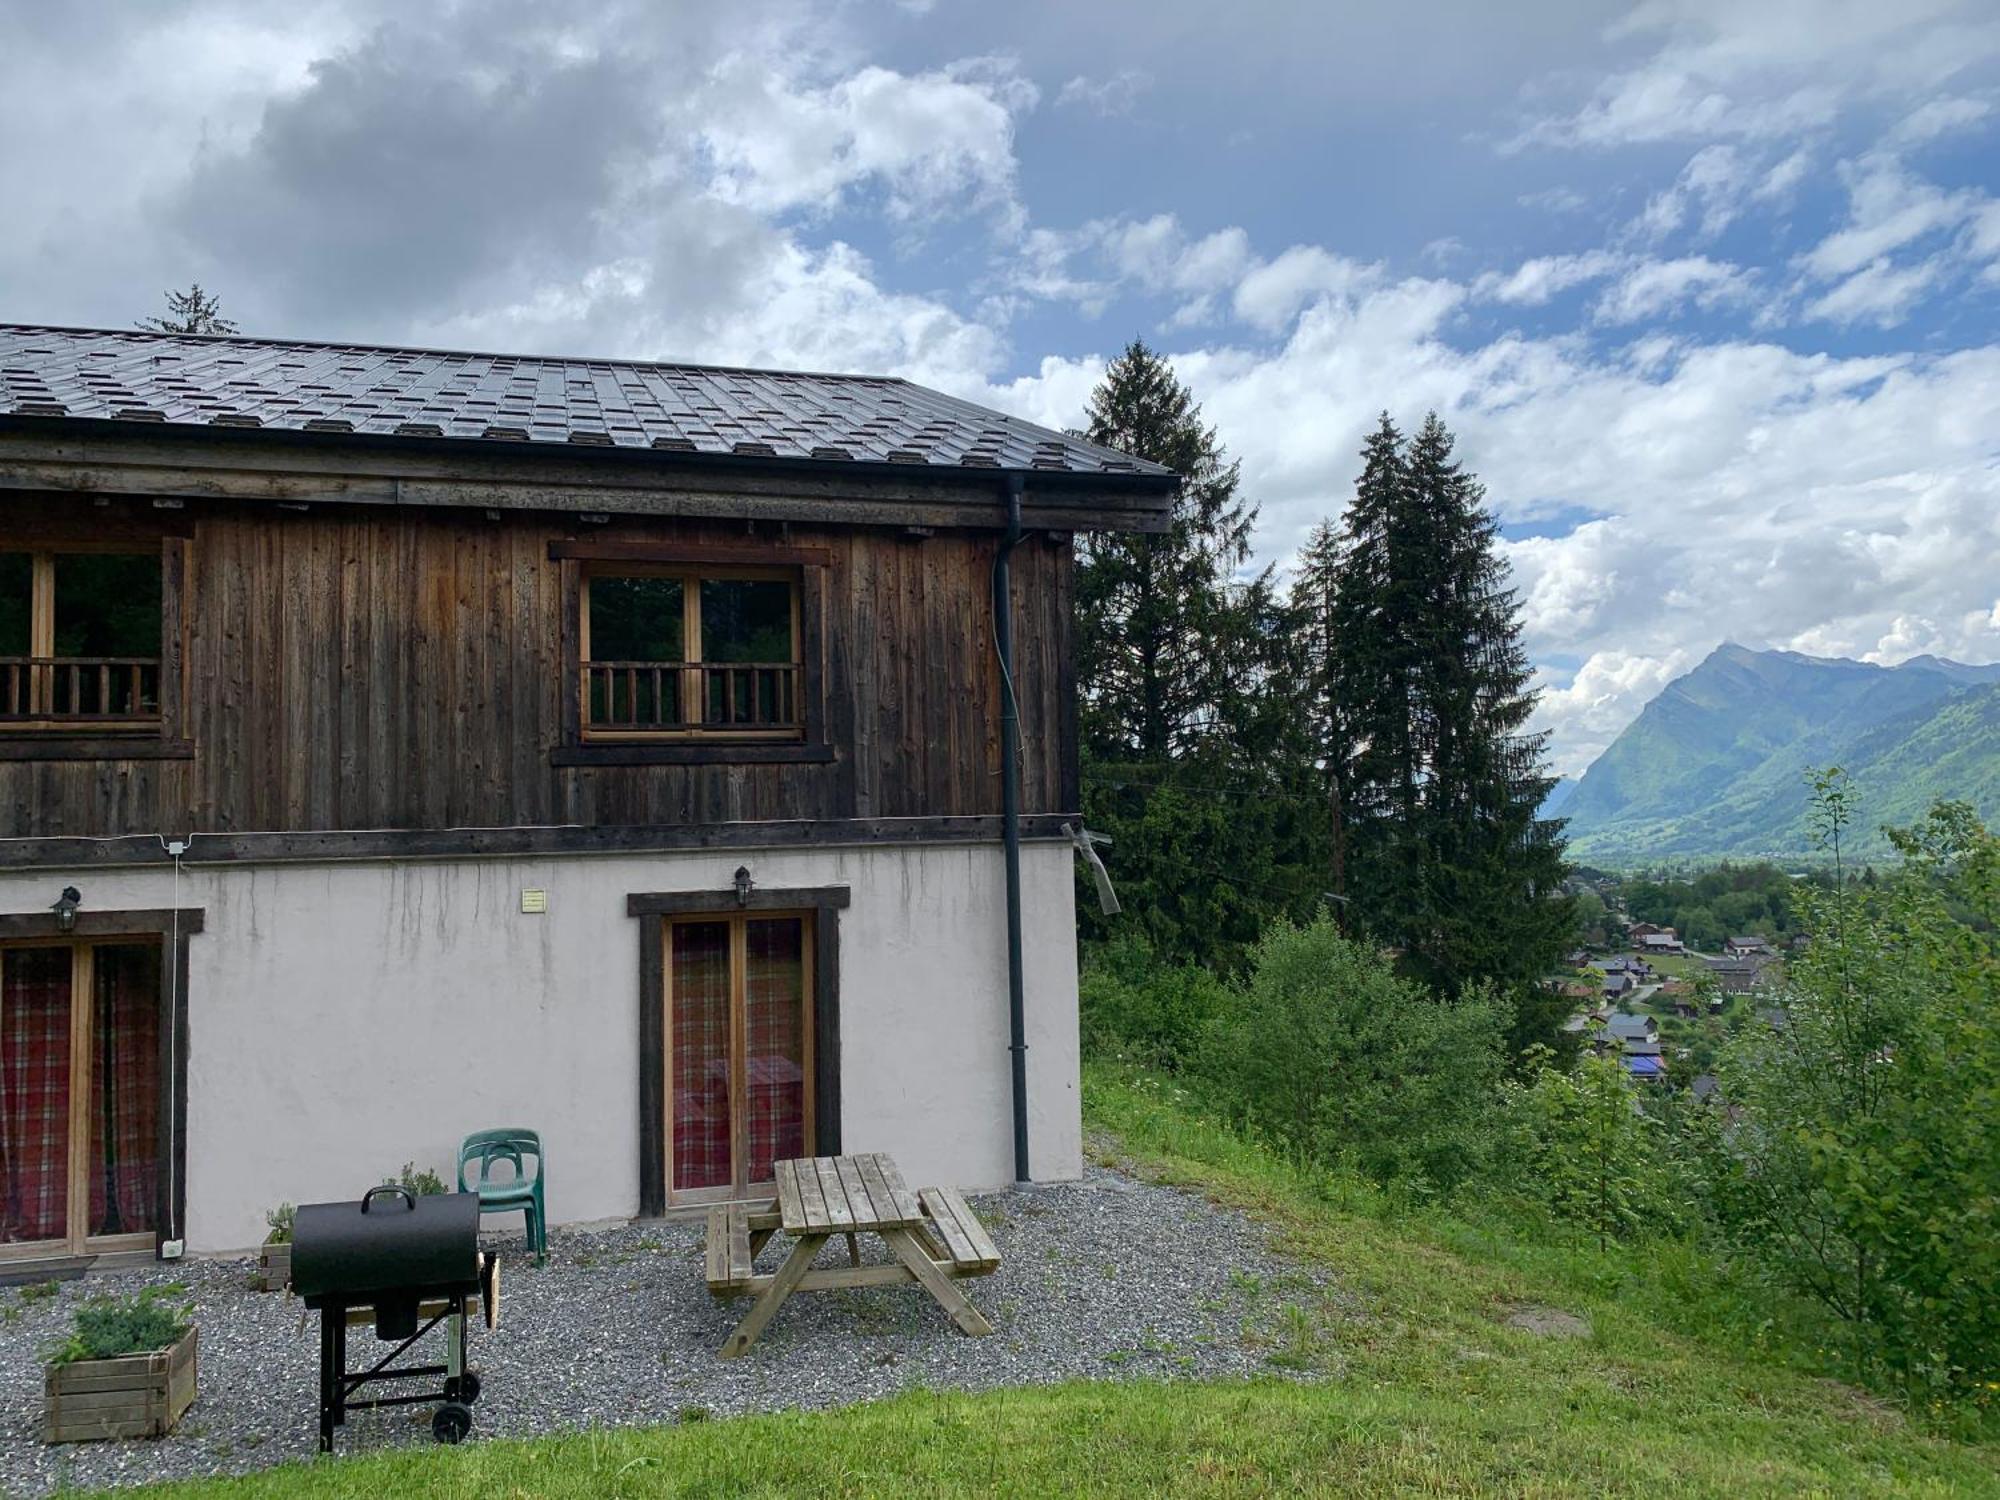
[0,324,1174,482]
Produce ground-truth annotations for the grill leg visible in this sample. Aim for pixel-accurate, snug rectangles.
[317,1313,336,1454]
[334,1312,350,1432]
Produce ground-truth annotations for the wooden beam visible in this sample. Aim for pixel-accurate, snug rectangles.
[550,743,833,767]
[0,816,1073,871]
[637,914,666,1219]
[549,540,835,567]
[0,738,193,762]
[625,886,851,917]
[0,427,1172,534]
[0,909,204,940]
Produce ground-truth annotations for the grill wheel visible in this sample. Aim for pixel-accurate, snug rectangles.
[432,1402,473,1444]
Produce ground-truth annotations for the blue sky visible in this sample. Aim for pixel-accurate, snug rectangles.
[4,0,1999,772]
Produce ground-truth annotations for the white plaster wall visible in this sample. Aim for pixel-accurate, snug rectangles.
[0,841,1080,1254]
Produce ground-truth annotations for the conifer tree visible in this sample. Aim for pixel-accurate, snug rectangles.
[139,285,238,335]
[1317,412,1573,1043]
[1076,340,1257,763]
[1073,341,1315,964]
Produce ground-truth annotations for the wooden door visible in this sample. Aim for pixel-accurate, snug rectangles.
[0,941,162,1259]
[663,912,813,1205]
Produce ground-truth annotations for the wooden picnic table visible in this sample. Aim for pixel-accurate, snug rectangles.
[705,1152,999,1359]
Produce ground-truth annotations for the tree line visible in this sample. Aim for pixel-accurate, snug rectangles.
[1074,339,1573,1051]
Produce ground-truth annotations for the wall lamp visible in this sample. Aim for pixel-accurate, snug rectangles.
[51,886,81,933]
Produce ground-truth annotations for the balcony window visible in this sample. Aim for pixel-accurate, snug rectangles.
[581,566,802,740]
[0,550,164,730]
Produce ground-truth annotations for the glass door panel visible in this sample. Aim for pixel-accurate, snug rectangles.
[1,947,73,1246]
[743,919,807,1185]
[88,944,160,1239]
[669,922,733,1193]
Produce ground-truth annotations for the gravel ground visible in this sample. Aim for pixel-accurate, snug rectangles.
[0,1164,1332,1496]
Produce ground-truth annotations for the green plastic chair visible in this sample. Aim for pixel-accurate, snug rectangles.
[458,1128,547,1259]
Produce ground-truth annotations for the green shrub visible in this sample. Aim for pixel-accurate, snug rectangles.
[263,1202,295,1245]
[1497,1048,1686,1246]
[47,1285,190,1366]
[1700,786,2000,1400]
[384,1162,448,1197]
[1079,933,1234,1069]
[1200,917,1507,1193]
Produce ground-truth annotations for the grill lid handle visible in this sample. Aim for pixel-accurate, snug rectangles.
[361,1185,416,1214]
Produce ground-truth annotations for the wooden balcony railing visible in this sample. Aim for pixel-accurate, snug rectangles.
[583,660,801,735]
[0,657,162,724]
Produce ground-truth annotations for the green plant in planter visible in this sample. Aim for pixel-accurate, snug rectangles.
[263,1203,295,1245]
[384,1162,448,1197]
[47,1285,191,1366]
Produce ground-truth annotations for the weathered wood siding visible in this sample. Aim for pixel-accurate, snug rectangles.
[0,494,1075,839]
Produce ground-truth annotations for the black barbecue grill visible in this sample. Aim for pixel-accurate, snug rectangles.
[293,1186,498,1450]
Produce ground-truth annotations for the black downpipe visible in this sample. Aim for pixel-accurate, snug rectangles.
[994,473,1030,1185]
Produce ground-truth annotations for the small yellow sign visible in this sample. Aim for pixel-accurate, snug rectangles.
[520,889,548,915]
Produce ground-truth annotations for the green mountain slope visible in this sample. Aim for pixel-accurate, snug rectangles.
[1562,645,2000,863]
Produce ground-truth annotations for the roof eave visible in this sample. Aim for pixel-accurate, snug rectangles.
[0,414,1177,533]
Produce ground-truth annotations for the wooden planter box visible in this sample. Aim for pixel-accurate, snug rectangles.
[44,1327,198,1442]
[257,1239,291,1293]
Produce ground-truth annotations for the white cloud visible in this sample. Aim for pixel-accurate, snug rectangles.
[1473,251,1622,306]
[1056,69,1151,116]
[1800,154,1973,278]
[1803,255,1944,327]
[1532,648,1694,775]
[1011,213,1380,334]
[1592,255,1754,323]
[1517,186,1590,213]
[1888,94,1993,145]
[1632,144,1752,240]
[700,55,1036,223]
[1232,246,1379,332]
[1512,0,2000,151]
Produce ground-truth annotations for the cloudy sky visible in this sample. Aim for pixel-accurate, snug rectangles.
[5,0,2000,774]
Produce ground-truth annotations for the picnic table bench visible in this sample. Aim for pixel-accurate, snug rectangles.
[703,1152,999,1358]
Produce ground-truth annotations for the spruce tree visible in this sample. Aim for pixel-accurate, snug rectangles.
[1074,341,1315,965]
[1076,340,1257,763]
[1286,516,1349,915]
[1319,412,1574,1045]
[139,285,238,335]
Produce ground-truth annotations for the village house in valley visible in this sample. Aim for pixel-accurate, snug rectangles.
[0,324,1173,1272]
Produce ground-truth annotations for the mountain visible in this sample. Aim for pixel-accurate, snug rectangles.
[1559,644,2000,864]
[1538,776,1578,820]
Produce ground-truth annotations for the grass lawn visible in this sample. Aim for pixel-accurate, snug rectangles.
[101,1065,2000,1499]
[1640,952,1709,979]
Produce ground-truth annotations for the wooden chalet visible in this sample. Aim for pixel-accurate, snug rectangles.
[0,324,1173,1270]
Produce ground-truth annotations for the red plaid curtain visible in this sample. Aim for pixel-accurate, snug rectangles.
[743,919,806,1184]
[1,948,72,1245]
[89,945,159,1237]
[671,923,732,1192]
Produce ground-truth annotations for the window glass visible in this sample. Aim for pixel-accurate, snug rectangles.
[701,579,793,663]
[670,922,733,1192]
[743,918,807,1183]
[588,575,683,662]
[52,554,161,659]
[0,553,28,656]
[90,944,161,1237]
[1,946,73,1244]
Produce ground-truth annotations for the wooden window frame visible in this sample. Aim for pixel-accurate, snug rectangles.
[551,541,831,766]
[0,538,192,761]
[0,907,201,1266]
[629,885,846,1216]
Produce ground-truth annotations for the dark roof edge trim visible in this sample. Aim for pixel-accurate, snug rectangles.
[0,413,1177,499]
